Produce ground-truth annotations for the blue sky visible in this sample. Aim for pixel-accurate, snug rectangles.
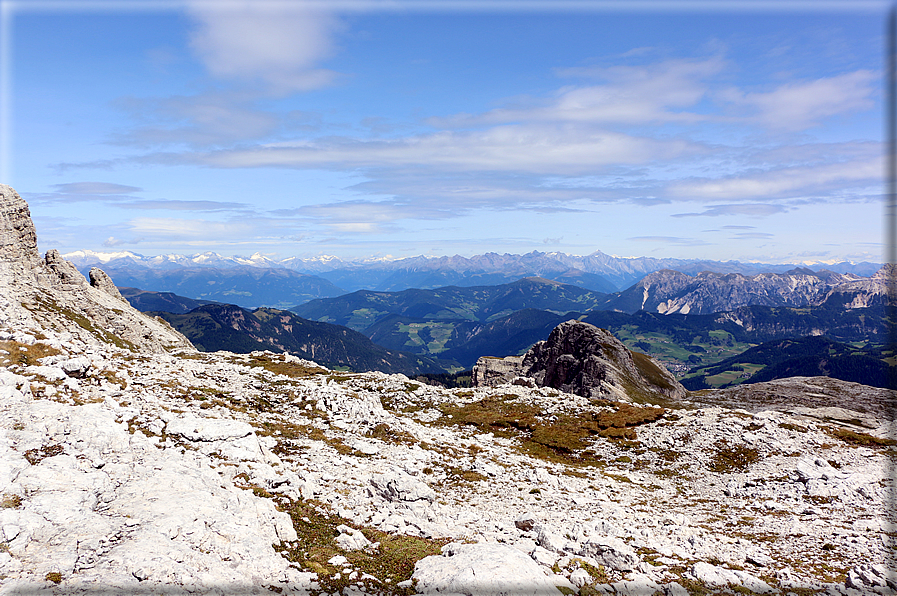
[0,0,889,264]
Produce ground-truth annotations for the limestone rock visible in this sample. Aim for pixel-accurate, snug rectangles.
[472,356,524,387]
[473,320,685,402]
[89,267,128,303]
[369,469,436,503]
[43,249,89,289]
[688,562,774,593]
[412,543,573,596]
[0,184,194,354]
[59,356,91,378]
[578,537,638,572]
[166,416,254,442]
[0,184,41,270]
[335,525,373,551]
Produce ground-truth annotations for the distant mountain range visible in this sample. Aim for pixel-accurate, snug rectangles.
[291,277,608,328]
[65,248,882,306]
[288,270,888,366]
[129,283,888,379]
[151,304,448,376]
[74,261,345,310]
[105,251,890,387]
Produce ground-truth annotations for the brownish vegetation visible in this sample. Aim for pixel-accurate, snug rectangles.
[437,395,664,464]
[709,440,761,473]
[0,340,61,367]
[825,427,897,448]
[24,444,64,465]
[245,354,328,378]
[275,498,450,595]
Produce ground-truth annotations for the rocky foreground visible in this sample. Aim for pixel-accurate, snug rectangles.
[0,183,896,595]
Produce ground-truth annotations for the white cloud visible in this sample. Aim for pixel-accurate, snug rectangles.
[102,236,142,247]
[197,124,702,175]
[731,232,774,239]
[721,70,877,131]
[186,0,341,93]
[628,236,712,246]
[433,57,726,128]
[116,199,248,212]
[129,217,260,239]
[669,157,881,200]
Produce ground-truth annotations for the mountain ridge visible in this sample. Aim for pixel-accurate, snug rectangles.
[64,248,882,294]
[601,267,885,315]
[152,303,450,376]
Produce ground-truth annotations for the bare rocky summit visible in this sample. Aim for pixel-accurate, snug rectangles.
[472,320,686,402]
[0,185,895,595]
[0,184,193,354]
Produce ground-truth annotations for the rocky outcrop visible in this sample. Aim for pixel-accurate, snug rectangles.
[688,375,897,426]
[88,267,128,303]
[818,263,893,309]
[0,184,193,353]
[471,355,525,387]
[473,320,686,402]
[0,185,42,270]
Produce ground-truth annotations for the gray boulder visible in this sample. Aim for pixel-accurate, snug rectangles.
[370,470,436,503]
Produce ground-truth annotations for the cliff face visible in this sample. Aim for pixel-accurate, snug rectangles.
[0,186,42,270]
[602,268,886,315]
[472,320,686,402]
[0,184,193,353]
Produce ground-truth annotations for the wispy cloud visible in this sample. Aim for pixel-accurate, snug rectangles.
[668,157,880,201]
[192,124,702,176]
[28,186,247,213]
[721,70,877,131]
[116,199,248,212]
[731,232,774,239]
[672,204,788,218]
[110,92,283,148]
[52,182,142,195]
[128,216,271,241]
[103,236,142,248]
[49,44,883,247]
[186,0,342,94]
[628,236,712,246]
[433,56,726,128]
